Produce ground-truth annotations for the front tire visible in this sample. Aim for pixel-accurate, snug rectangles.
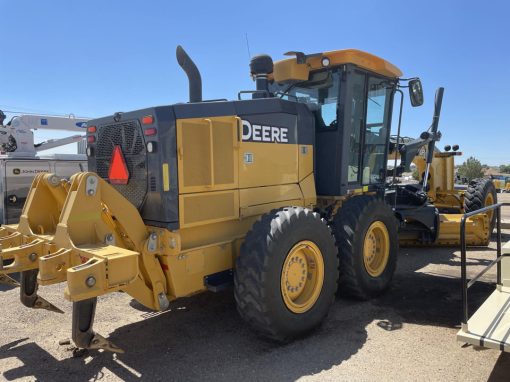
[234,207,338,341]
[464,178,497,232]
[331,196,398,300]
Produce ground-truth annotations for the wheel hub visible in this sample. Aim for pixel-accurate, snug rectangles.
[363,221,390,278]
[283,254,307,297]
[281,241,324,314]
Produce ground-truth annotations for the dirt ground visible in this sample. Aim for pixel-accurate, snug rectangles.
[1,195,510,382]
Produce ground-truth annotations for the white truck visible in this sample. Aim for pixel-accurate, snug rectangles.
[0,111,88,223]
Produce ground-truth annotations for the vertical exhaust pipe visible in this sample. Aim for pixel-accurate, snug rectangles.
[250,54,273,99]
[176,45,202,103]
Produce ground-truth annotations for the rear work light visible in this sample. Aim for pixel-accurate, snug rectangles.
[147,142,156,153]
[142,115,154,125]
[108,145,130,185]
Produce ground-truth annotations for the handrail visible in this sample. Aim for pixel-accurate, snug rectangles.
[460,202,503,329]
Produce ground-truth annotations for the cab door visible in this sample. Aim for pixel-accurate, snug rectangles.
[342,70,393,192]
[361,76,393,186]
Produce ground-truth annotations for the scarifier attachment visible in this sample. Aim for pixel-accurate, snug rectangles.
[72,298,124,353]
[0,274,19,287]
[0,172,169,352]
[20,269,64,313]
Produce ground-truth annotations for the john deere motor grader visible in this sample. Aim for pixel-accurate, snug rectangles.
[389,134,497,246]
[0,46,495,352]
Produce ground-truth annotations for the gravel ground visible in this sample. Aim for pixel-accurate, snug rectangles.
[1,195,510,382]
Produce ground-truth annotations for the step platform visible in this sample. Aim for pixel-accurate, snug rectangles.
[457,286,510,351]
[457,241,510,351]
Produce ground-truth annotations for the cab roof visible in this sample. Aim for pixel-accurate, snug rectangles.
[271,49,402,83]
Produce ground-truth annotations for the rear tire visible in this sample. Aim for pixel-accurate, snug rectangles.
[234,207,338,341]
[331,196,398,300]
[464,178,497,232]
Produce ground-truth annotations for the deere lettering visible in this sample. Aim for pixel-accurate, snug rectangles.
[242,120,288,143]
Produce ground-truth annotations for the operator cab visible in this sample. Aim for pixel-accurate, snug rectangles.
[267,50,404,197]
[265,50,441,244]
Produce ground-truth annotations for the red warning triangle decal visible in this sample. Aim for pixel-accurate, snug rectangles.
[108,145,130,185]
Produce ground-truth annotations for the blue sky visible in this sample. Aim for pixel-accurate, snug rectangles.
[1,0,509,165]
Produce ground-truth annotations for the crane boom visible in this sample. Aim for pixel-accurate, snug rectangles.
[0,112,89,156]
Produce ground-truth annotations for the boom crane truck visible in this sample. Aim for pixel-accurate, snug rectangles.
[0,112,88,224]
[0,46,496,352]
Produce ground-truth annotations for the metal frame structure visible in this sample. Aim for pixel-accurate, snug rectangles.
[460,202,503,328]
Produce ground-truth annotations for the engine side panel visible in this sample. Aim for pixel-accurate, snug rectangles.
[87,98,315,231]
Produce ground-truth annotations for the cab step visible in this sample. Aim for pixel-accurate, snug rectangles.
[204,269,233,292]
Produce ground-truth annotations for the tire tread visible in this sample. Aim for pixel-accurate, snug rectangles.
[234,207,337,341]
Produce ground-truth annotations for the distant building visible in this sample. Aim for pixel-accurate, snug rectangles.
[484,167,510,177]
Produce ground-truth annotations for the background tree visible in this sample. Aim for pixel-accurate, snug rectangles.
[458,157,484,181]
[500,164,510,173]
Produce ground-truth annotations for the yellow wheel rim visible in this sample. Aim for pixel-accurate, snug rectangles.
[363,221,390,277]
[281,240,324,314]
[485,193,495,222]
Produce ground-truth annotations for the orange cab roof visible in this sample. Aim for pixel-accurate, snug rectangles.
[271,49,402,82]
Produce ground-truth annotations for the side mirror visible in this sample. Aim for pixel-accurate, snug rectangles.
[409,79,424,107]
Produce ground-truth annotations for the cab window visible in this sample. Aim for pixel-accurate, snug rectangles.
[347,72,366,183]
[270,70,340,130]
[362,77,391,185]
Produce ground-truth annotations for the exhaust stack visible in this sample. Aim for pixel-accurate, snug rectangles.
[176,45,202,103]
[250,54,273,99]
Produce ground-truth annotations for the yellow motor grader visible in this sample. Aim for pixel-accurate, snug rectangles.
[0,46,496,352]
